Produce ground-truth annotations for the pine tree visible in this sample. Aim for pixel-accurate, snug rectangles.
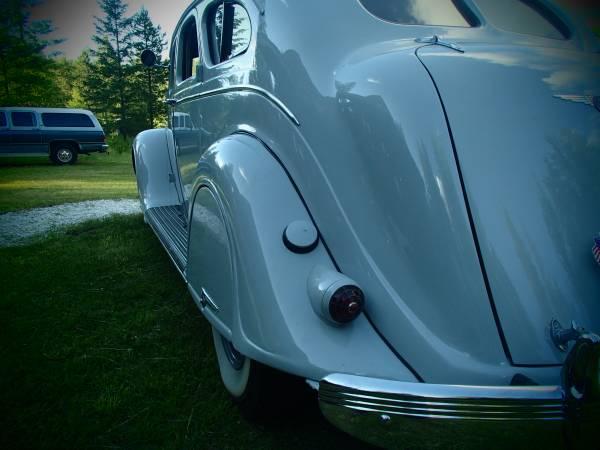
[92,0,133,135]
[131,7,167,129]
[0,0,64,106]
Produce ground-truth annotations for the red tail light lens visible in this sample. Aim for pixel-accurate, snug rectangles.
[329,285,364,323]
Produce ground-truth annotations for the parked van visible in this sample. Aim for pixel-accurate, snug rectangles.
[0,107,108,164]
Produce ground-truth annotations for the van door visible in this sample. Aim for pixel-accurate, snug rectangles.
[0,111,9,154]
[9,111,44,155]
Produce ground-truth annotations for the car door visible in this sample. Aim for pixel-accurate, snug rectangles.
[9,111,44,155]
[171,8,203,214]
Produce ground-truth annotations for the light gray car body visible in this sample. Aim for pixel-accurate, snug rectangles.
[133,0,600,447]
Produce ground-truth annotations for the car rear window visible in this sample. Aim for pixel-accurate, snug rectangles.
[41,112,95,128]
[358,0,474,27]
[11,111,36,127]
[474,0,569,40]
[0,112,6,127]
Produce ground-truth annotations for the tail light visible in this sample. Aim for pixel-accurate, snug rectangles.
[307,266,365,325]
[329,285,364,324]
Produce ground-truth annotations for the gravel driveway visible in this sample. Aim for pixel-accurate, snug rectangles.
[0,199,141,247]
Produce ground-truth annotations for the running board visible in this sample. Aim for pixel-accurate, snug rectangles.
[146,205,188,271]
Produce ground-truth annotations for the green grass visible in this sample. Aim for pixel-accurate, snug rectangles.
[0,216,367,450]
[0,150,137,213]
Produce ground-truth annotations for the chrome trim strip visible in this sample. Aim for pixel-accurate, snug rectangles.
[317,374,581,449]
[320,374,565,422]
[174,85,300,126]
[200,287,220,312]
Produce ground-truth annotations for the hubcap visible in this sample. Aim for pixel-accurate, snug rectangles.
[221,336,245,371]
[57,148,72,163]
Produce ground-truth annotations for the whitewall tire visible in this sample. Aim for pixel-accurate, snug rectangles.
[212,326,252,398]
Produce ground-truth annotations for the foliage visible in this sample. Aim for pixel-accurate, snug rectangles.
[88,0,133,135]
[0,0,65,106]
[131,7,168,130]
[81,0,169,136]
[107,133,133,154]
[0,150,137,213]
[0,215,369,449]
[0,0,169,136]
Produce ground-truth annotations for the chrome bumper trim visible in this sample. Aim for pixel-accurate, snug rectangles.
[320,374,564,421]
[318,374,596,449]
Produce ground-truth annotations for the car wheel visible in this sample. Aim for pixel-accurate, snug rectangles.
[212,326,302,420]
[51,144,78,165]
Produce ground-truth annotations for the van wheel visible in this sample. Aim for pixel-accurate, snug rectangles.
[212,327,300,421]
[51,144,78,165]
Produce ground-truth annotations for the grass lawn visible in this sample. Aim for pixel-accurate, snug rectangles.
[0,151,137,213]
[0,216,367,450]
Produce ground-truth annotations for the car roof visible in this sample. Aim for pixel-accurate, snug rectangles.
[0,107,95,115]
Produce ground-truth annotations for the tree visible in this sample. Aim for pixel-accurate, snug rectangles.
[131,7,167,129]
[92,0,133,135]
[0,0,64,106]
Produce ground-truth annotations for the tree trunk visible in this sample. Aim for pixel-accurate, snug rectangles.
[115,20,126,135]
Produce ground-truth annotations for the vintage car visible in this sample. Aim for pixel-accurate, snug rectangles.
[133,0,600,448]
[0,107,108,164]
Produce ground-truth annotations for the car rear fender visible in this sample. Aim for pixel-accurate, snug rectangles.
[186,133,418,383]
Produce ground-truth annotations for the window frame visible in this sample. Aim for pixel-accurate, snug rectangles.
[10,111,38,129]
[357,0,480,29]
[205,0,253,68]
[176,10,201,86]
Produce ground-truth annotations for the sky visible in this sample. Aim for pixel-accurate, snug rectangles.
[30,0,191,60]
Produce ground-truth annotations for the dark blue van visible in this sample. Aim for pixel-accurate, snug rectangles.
[0,107,108,165]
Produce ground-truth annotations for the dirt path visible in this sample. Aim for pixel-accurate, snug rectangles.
[0,199,141,247]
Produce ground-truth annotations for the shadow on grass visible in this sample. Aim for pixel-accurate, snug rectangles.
[0,215,372,450]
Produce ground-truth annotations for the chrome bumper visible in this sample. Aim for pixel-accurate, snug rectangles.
[319,374,597,449]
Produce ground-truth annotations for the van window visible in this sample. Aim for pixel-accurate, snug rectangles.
[178,17,200,81]
[358,0,473,27]
[11,111,36,127]
[209,2,251,64]
[42,113,95,128]
[475,0,569,39]
[0,112,6,127]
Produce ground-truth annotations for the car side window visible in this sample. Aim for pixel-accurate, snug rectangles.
[0,112,6,128]
[11,111,36,127]
[209,2,251,64]
[474,0,569,40]
[178,17,200,82]
[358,0,474,27]
[42,113,95,128]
